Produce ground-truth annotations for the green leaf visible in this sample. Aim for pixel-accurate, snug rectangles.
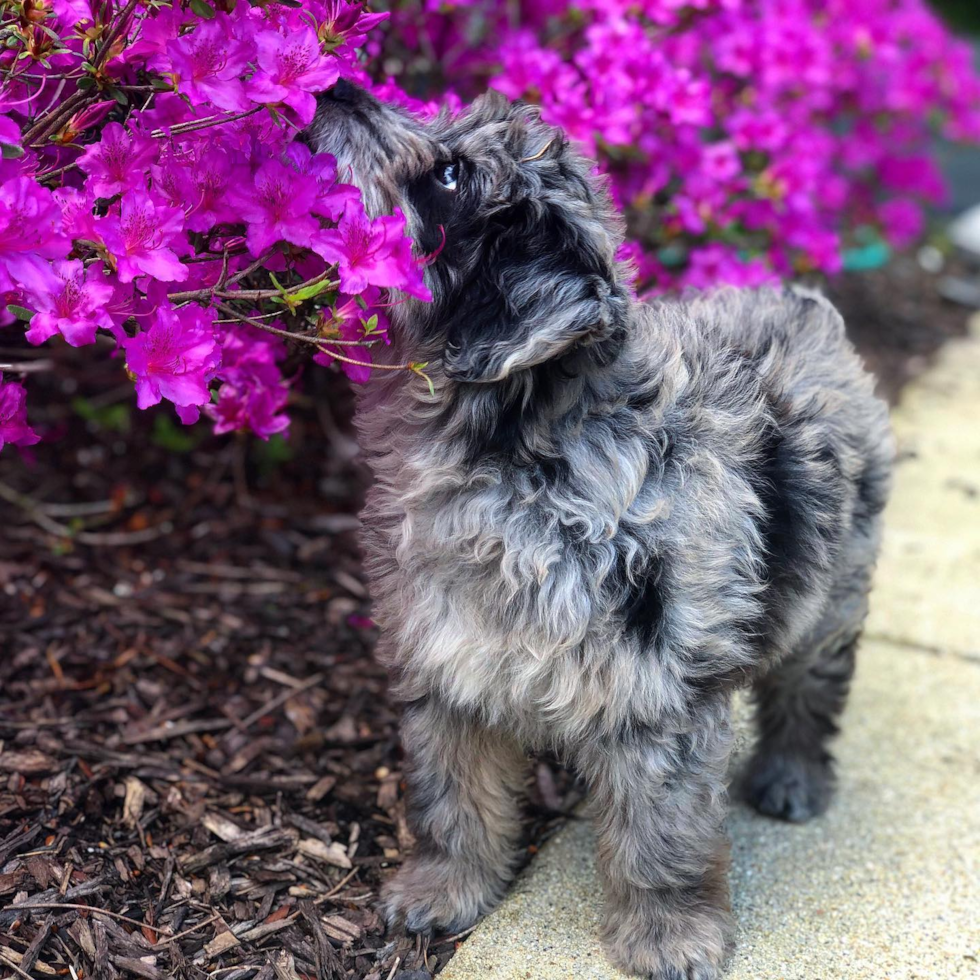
[189,0,215,19]
[283,277,333,304]
[1,141,25,159]
[5,304,32,321]
[409,362,435,397]
[111,87,129,106]
[71,397,131,434]
[254,433,294,475]
[361,314,380,336]
[151,413,199,452]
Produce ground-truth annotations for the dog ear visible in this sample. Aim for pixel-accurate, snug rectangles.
[441,202,629,383]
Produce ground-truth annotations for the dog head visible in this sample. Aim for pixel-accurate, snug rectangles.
[305,81,631,383]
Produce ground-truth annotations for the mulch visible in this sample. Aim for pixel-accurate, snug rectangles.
[0,257,972,980]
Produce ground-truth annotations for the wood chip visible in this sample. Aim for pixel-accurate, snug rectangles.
[122,777,147,828]
[271,949,302,980]
[203,928,240,959]
[237,913,298,943]
[180,827,296,873]
[320,914,362,944]
[297,838,351,870]
[306,774,337,802]
[202,811,246,842]
[1,945,56,975]
[111,956,166,980]
[0,749,57,774]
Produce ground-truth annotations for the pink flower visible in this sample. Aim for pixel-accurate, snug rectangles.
[152,145,245,233]
[62,101,117,144]
[53,187,99,242]
[700,142,741,182]
[879,198,924,249]
[227,158,321,255]
[314,288,390,384]
[0,374,40,452]
[283,143,360,221]
[98,192,188,283]
[0,114,20,146]
[207,324,290,438]
[124,304,220,414]
[312,200,431,300]
[24,260,115,347]
[0,177,69,295]
[248,28,340,125]
[77,123,158,198]
[320,1,389,50]
[165,16,252,112]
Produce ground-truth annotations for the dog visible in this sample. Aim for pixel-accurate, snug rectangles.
[304,81,893,979]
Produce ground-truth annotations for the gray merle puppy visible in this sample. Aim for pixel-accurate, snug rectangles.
[304,81,892,979]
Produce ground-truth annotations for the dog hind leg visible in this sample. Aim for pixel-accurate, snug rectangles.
[744,549,873,823]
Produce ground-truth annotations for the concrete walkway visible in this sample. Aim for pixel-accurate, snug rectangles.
[442,316,980,980]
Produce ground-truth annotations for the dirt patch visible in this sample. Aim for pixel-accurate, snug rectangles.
[828,256,972,404]
[0,259,971,980]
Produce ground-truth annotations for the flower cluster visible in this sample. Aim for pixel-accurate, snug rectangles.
[381,0,980,290]
[1,0,979,454]
[0,0,426,451]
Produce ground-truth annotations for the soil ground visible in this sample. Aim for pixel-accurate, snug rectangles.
[0,260,972,980]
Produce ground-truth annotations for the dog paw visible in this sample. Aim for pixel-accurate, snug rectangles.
[601,892,730,980]
[380,856,503,937]
[744,751,834,823]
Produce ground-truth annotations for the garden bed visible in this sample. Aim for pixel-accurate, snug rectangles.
[0,260,971,980]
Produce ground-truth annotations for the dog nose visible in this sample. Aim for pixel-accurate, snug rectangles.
[325,78,362,105]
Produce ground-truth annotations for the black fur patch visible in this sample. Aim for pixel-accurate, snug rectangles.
[748,396,847,641]
[618,554,667,649]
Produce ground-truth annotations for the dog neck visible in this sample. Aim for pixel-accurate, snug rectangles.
[437,321,645,466]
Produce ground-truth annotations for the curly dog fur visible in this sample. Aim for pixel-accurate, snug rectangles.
[304,82,893,978]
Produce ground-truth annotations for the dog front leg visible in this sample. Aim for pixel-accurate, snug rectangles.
[577,699,734,980]
[382,696,528,935]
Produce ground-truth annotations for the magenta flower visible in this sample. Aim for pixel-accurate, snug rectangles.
[227,158,321,256]
[77,123,158,198]
[283,143,360,221]
[879,198,924,249]
[209,382,290,438]
[0,177,69,295]
[0,375,40,452]
[206,324,290,438]
[248,28,340,125]
[0,113,21,147]
[98,192,188,284]
[53,187,99,242]
[320,1,389,50]
[312,200,431,300]
[315,288,390,384]
[24,260,115,347]
[62,100,116,143]
[165,16,252,112]
[124,304,220,414]
[152,146,244,233]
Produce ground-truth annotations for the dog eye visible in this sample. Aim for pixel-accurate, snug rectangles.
[435,162,459,191]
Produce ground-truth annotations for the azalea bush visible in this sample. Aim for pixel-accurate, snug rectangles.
[0,0,430,453]
[1,0,979,454]
[381,0,980,289]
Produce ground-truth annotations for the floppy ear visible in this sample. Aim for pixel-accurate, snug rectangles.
[441,202,629,383]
